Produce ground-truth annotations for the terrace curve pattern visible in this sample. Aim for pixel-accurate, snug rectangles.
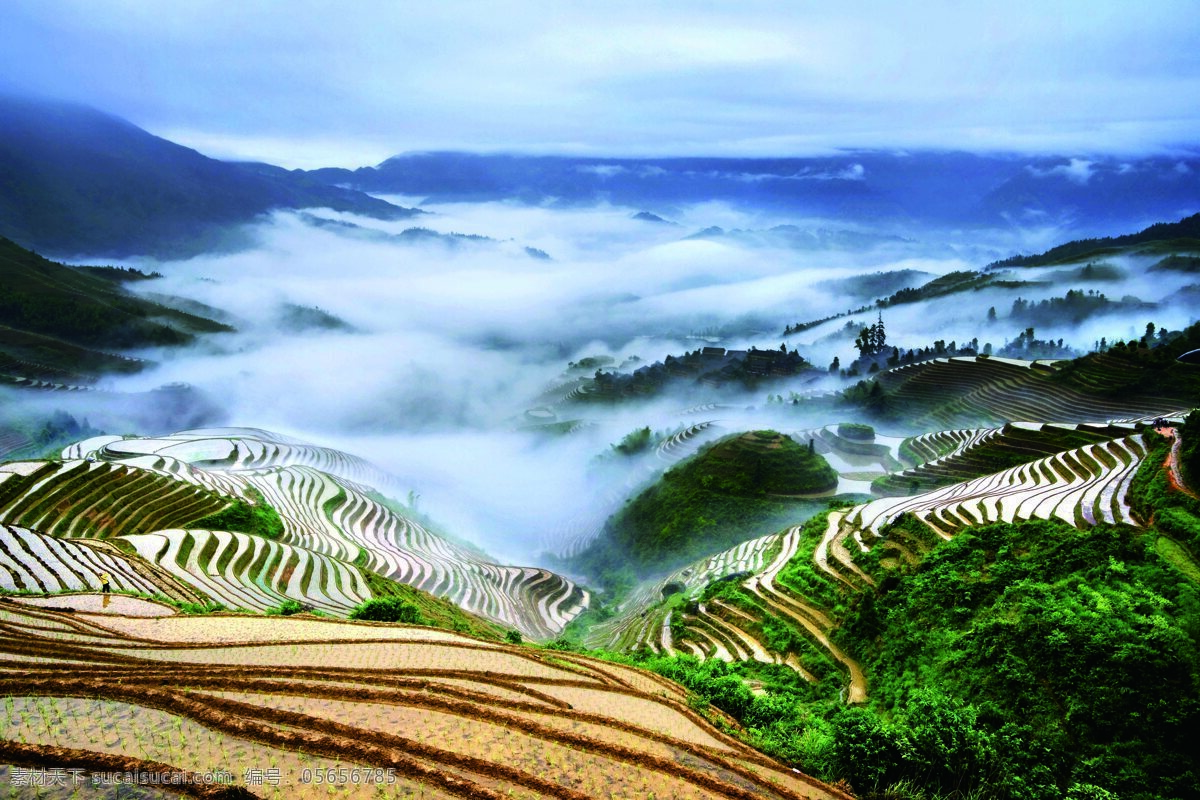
[0,601,850,800]
[2,429,588,639]
[593,415,1161,707]
[879,355,1190,427]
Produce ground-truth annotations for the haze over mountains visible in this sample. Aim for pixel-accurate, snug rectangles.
[3,96,1199,260]
[2,83,1200,800]
[312,150,1200,236]
[4,0,1200,793]
[0,96,418,258]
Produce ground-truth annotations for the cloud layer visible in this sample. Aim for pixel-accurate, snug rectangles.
[2,1,1198,167]
[81,200,1195,563]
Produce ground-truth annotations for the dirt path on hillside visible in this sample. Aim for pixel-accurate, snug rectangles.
[1155,427,1198,500]
[743,525,869,703]
[659,611,676,656]
[814,512,856,589]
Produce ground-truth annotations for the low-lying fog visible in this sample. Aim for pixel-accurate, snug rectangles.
[77,201,1198,565]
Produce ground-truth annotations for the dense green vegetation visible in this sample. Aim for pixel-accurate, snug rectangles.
[835,517,1200,799]
[192,489,285,540]
[876,270,995,307]
[572,425,1200,800]
[836,321,1200,426]
[586,345,813,401]
[359,570,504,641]
[837,422,875,441]
[348,595,428,624]
[1129,412,1200,561]
[611,425,654,456]
[1051,322,1200,400]
[1178,411,1200,487]
[575,431,837,580]
[990,212,1200,268]
[584,508,1200,799]
[0,237,232,347]
[1007,288,1148,326]
[0,236,234,381]
[74,265,164,282]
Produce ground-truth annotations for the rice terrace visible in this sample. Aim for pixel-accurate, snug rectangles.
[4,6,1200,798]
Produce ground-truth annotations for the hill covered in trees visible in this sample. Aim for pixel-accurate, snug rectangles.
[576,431,837,581]
[0,237,232,383]
[989,211,1200,268]
[0,95,420,257]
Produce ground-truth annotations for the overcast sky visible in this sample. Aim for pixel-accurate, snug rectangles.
[3,0,1198,168]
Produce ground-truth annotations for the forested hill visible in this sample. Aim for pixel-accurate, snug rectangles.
[0,237,231,380]
[990,211,1200,268]
[0,95,420,258]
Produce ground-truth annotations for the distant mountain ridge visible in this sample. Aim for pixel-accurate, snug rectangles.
[0,95,421,258]
[989,212,1200,267]
[306,150,1200,234]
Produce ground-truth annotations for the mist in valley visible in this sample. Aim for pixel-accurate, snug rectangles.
[42,198,1197,568]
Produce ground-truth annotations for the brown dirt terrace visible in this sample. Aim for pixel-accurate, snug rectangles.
[0,596,848,800]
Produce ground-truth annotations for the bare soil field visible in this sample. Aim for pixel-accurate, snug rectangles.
[84,612,502,645]
[13,593,176,616]
[0,599,848,800]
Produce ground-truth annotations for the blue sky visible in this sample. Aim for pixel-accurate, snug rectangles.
[3,0,1198,168]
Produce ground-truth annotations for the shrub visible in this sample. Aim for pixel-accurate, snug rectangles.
[348,597,427,625]
[176,601,228,615]
[838,422,876,441]
[266,599,307,616]
[192,489,285,540]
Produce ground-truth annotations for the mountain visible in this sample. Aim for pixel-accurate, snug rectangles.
[306,151,1200,234]
[990,211,1200,267]
[0,95,421,258]
[0,236,233,384]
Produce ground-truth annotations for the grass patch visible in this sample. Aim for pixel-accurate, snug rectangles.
[191,488,285,540]
[1156,536,1200,583]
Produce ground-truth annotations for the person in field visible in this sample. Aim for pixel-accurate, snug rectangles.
[99,572,111,594]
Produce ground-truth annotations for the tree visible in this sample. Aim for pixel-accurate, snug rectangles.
[854,313,888,359]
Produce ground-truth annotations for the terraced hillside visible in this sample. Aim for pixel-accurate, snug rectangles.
[0,459,232,539]
[587,521,865,706]
[0,429,588,639]
[873,420,1138,495]
[844,432,1147,539]
[878,355,1190,427]
[0,598,849,800]
[583,532,784,652]
[0,524,201,601]
[595,420,1161,710]
[578,417,1200,800]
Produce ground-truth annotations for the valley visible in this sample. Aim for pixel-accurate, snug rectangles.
[2,91,1199,800]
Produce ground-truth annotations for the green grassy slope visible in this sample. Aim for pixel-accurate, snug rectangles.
[0,237,233,379]
[576,431,837,580]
